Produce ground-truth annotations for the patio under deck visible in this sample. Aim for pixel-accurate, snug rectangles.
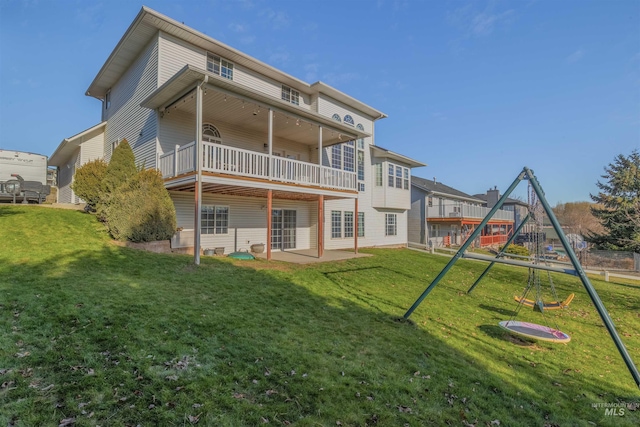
[254,248,371,264]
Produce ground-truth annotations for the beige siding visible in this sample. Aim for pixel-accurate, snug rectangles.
[317,94,374,131]
[159,112,312,160]
[170,191,315,253]
[57,149,80,204]
[370,159,412,210]
[158,32,311,109]
[79,131,105,164]
[104,37,159,168]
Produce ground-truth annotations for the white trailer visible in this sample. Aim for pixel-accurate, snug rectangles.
[0,150,48,182]
[0,150,50,203]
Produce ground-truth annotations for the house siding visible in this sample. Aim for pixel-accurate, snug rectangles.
[79,131,105,164]
[408,190,425,245]
[158,32,311,109]
[170,191,315,253]
[316,94,374,131]
[57,148,80,204]
[104,37,159,168]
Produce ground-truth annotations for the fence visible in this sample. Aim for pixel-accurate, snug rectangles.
[580,250,638,272]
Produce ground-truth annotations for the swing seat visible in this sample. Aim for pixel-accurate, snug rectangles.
[499,320,571,343]
[513,293,574,310]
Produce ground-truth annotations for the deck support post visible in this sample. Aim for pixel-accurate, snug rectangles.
[317,195,324,258]
[268,109,273,181]
[318,126,323,185]
[354,197,358,254]
[267,189,272,261]
[194,79,206,265]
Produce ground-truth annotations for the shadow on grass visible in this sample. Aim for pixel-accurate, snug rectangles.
[477,325,537,347]
[0,205,24,217]
[1,236,637,426]
[478,304,517,317]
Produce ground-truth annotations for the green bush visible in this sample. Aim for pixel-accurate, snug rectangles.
[500,244,530,257]
[71,159,107,210]
[105,169,177,242]
[102,139,137,193]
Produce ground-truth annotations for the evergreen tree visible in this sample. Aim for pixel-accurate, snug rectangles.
[587,150,640,252]
[71,159,107,210]
[103,139,137,193]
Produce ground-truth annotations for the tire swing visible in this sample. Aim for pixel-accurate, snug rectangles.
[499,184,571,343]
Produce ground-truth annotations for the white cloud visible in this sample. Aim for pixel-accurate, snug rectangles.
[262,9,290,30]
[565,48,586,64]
[228,23,247,33]
[447,3,515,37]
[323,72,359,86]
[240,35,256,45]
[269,50,290,65]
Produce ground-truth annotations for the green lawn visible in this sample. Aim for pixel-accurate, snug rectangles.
[1,205,638,426]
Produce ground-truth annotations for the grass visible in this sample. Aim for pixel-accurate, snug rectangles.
[0,204,639,426]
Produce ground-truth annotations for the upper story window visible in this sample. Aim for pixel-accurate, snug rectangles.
[331,145,341,169]
[203,123,222,144]
[356,123,364,131]
[281,85,300,105]
[207,53,234,80]
[332,142,355,172]
[343,115,354,126]
[388,162,410,190]
[105,91,111,110]
[332,114,341,122]
[375,163,383,186]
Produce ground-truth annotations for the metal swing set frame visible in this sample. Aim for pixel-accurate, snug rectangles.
[403,167,640,388]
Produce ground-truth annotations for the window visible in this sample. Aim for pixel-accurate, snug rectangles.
[431,224,440,238]
[428,196,433,207]
[403,168,409,190]
[357,149,365,181]
[202,205,229,235]
[358,212,365,237]
[111,139,120,154]
[356,138,365,150]
[202,123,222,143]
[281,85,300,105]
[375,163,383,186]
[453,201,462,213]
[331,145,342,169]
[388,164,394,187]
[105,91,111,110]
[395,166,402,188]
[344,211,354,237]
[358,182,365,192]
[385,214,397,236]
[207,53,234,80]
[331,211,342,238]
[344,142,354,172]
[343,115,355,126]
[356,123,364,131]
[332,114,342,122]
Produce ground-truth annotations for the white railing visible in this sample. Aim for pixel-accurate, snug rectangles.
[159,141,357,191]
[427,204,514,221]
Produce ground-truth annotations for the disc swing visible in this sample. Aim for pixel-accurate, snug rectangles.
[402,167,640,388]
[499,182,573,343]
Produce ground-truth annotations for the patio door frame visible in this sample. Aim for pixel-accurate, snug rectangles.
[271,209,297,251]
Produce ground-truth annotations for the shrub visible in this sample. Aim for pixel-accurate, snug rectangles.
[71,159,107,210]
[105,169,177,242]
[102,139,136,193]
[500,244,530,257]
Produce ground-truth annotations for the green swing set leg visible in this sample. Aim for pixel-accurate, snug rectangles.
[467,213,531,294]
[403,170,526,319]
[526,168,640,388]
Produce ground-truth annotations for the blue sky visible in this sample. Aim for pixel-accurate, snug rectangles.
[1,0,638,204]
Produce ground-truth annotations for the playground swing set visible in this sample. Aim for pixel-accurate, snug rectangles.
[403,167,640,388]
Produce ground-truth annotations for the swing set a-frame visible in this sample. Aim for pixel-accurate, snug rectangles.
[403,167,640,389]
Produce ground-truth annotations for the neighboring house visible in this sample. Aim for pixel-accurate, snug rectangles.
[49,122,105,204]
[409,176,515,248]
[50,6,425,258]
[473,187,532,235]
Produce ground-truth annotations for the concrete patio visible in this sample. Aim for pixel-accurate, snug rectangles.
[254,248,371,264]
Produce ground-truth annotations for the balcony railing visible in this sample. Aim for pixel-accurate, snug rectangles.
[427,204,514,221]
[158,141,357,191]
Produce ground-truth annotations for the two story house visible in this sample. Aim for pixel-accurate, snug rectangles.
[408,176,515,248]
[49,6,425,260]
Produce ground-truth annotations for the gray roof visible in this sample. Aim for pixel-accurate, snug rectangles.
[473,193,529,207]
[411,176,483,202]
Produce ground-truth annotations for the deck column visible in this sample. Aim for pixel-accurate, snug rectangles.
[268,108,273,181]
[318,126,323,186]
[354,197,358,254]
[267,189,272,261]
[194,81,205,265]
[318,195,324,258]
